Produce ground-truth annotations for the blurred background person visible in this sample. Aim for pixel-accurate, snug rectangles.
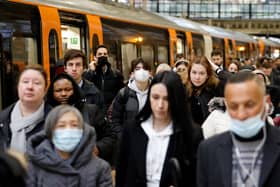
[0,64,51,153]
[155,63,171,74]
[174,60,189,86]
[116,71,199,187]
[46,73,116,162]
[26,105,112,187]
[211,49,224,69]
[227,61,240,74]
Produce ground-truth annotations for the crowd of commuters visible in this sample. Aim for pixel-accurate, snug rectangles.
[1,45,280,187]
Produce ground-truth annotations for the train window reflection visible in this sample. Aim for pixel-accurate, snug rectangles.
[158,46,168,64]
[141,45,154,71]
[12,37,38,70]
[61,25,81,54]
[192,33,204,58]
[121,43,137,81]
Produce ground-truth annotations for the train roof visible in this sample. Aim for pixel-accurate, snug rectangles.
[158,15,256,43]
[18,0,199,32]
[16,0,259,45]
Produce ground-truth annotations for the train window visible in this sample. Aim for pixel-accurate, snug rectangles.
[49,30,59,79]
[0,2,40,109]
[192,34,204,58]
[158,46,168,64]
[236,41,249,59]
[59,11,86,55]
[212,37,225,52]
[12,37,38,68]
[177,38,184,55]
[141,45,155,72]
[121,43,137,80]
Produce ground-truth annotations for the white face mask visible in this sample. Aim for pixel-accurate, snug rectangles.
[227,105,265,138]
[134,69,150,82]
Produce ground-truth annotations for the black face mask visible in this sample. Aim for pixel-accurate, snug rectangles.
[97,56,108,67]
[276,65,280,71]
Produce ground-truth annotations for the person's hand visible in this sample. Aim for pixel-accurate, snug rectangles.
[89,60,97,71]
[93,146,99,156]
[207,56,219,71]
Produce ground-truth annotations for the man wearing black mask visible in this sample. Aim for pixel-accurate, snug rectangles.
[84,45,124,111]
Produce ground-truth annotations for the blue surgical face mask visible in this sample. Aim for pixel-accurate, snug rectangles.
[227,109,265,138]
[52,128,83,152]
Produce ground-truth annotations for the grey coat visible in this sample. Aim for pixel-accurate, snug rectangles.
[26,124,112,187]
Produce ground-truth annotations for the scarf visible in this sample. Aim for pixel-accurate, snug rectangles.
[10,101,45,153]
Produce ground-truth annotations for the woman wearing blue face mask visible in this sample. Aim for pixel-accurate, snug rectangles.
[26,105,112,187]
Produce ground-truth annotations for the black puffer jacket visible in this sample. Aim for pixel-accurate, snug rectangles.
[0,103,52,151]
[81,79,104,111]
[76,102,117,162]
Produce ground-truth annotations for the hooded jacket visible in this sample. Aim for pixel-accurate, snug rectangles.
[26,124,112,187]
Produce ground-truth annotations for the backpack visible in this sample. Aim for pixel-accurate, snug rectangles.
[106,87,130,122]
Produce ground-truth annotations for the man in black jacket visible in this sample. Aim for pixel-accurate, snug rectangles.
[83,45,124,111]
[64,49,104,111]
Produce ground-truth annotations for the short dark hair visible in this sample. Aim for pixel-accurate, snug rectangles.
[46,73,82,107]
[63,49,87,68]
[211,49,223,57]
[226,71,265,95]
[94,45,109,56]
[19,64,48,88]
[130,57,151,72]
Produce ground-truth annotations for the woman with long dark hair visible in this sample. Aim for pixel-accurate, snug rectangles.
[116,71,196,187]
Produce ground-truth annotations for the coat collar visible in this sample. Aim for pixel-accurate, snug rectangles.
[216,123,280,187]
[216,132,233,187]
[259,124,280,186]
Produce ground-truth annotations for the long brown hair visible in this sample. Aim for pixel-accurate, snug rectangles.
[186,56,219,96]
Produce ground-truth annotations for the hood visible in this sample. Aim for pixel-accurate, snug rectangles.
[128,79,148,95]
[128,80,149,111]
[27,124,96,174]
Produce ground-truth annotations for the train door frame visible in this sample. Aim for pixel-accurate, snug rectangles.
[38,5,62,81]
[86,15,103,62]
[168,29,177,66]
[185,32,193,62]
[203,34,212,59]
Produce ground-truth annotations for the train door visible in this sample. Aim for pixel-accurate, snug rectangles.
[192,33,205,59]
[59,12,87,57]
[0,2,41,109]
[86,15,103,62]
[39,6,62,81]
[176,31,186,61]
